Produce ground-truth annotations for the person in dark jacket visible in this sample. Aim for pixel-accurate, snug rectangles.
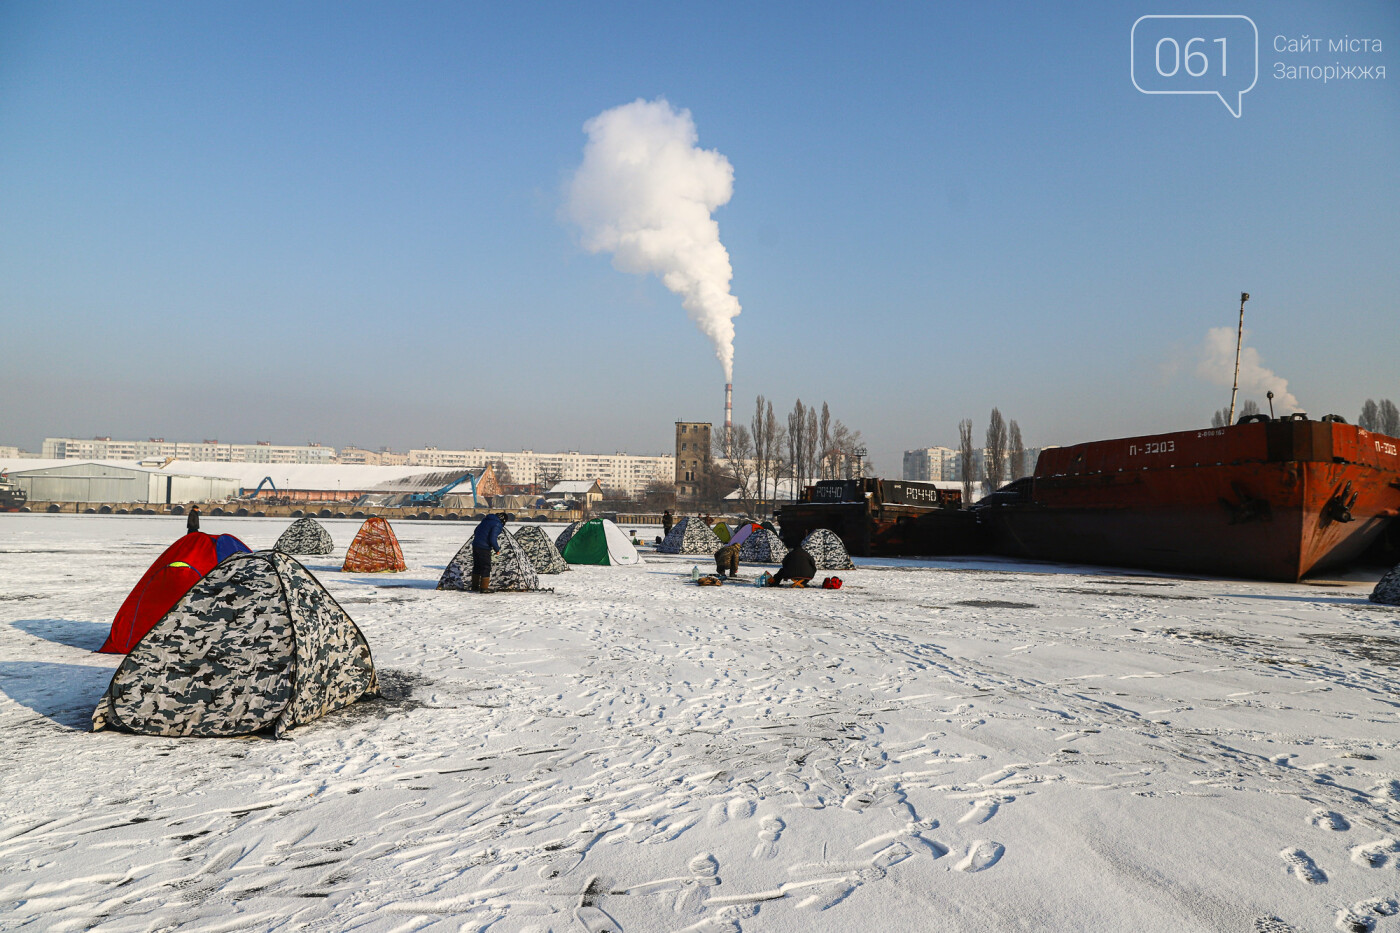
[767,545,816,587]
[714,542,740,578]
[662,510,674,536]
[471,513,506,592]
[186,506,200,534]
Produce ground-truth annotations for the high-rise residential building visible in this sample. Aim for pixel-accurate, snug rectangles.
[903,447,958,481]
[404,448,673,497]
[42,437,336,464]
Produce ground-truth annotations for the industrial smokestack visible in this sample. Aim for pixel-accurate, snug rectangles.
[725,382,733,436]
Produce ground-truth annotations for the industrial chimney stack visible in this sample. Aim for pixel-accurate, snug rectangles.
[725,382,733,439]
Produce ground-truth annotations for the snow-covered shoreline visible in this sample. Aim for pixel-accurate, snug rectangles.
[3,514,1398,932]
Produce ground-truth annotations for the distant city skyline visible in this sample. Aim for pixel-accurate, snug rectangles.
[3,2,1396,475]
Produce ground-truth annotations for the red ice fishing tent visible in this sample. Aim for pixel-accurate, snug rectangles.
[99,532,251,653]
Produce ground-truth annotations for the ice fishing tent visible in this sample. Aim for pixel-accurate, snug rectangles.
[438,529,540,591]
[713,522,733,543]
[739,528,788,563]
[657,517,723,555]
[728,522,759,547]
[274,517,334,556]
[92,551,378,738]
[342,517,406,573]
[554,520,583,553]
[100,532,252,654]
[1373,565,1400,605]
[560,518,643,566]
[800,528,856,570]
[513,525,570,574]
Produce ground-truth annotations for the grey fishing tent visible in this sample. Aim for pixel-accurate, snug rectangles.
[800,528,856,570]
[554,520,583,553]
[274,517,335,556]
[438,529,540,592]
[1373,565,1400,606]
[513,524,570,574]
[738,528,789,563]
[657,517,723,555]
[92,551,378,738]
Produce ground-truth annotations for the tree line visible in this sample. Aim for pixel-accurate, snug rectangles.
[1210,398,1398,434]
[958,408,1031,502]
[715,396,867,518]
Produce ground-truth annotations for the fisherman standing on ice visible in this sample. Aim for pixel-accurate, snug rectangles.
[186,505,200,534]
[662,509,674,537]
[470,513,505,592]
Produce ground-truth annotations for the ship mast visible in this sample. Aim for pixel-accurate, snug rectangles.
[1227,291,1249,425]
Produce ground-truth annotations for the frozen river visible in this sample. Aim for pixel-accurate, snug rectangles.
[2,514,1399,933]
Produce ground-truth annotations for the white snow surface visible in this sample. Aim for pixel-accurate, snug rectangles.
[4,514,1400,933]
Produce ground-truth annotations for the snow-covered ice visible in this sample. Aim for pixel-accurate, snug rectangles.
[3,514,1400,932]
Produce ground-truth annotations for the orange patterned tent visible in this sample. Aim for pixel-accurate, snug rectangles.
[342,517,406,573]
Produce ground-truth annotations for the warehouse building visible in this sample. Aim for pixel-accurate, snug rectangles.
[1,461,239,504]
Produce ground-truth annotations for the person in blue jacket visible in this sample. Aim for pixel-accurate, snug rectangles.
[471,513,506,592]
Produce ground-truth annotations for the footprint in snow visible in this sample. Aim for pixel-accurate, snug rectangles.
[959,797,1001,825]
[1336,897,1399,933]
[1279,848,1326,885]
[752,816,785,860]
[1350,839,1400,868]
[1310,808,1351,831]
[1251,917,1299,933]
[954,840,1004,873]
[1371,780,1400,801]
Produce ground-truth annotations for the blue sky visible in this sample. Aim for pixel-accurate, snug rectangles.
[2,1,1396,474]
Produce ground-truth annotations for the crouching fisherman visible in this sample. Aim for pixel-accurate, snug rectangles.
[471,513,505,592]
[714,542,740,579]
[767,545,816,588]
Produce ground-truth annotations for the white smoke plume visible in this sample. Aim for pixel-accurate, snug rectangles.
[566,98,741,381]
[1196,326,1300,413]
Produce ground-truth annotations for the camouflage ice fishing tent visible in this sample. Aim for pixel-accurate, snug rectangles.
[1373,565,1400,605]
[512,525,570,574]
[274,517,335,556]
[739,528,789,564]
[92,551,378,739]
[342,517,406,572]
[554,520,583,553]
[657,517,723,555]
[800,528,856,570]
[438,529,540,592]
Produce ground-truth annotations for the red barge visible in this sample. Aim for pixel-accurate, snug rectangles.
[981,416,1400,582]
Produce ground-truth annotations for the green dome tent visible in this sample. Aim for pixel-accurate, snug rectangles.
[560,518,643,566]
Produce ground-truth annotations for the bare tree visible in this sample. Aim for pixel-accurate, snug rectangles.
[491,459,514,487]
[984,408,1008,494]
[1381,399,1400,436]
[1008,420,1025,480]
[787,399,808,499]
[1359,399,1380,430]
[714,424,757,517]
[1211,408,1228,428]
[764,400,786,508]
[803,406,819,489]
[1240,399,1260,418]
[958,418,974,504]
[639,478,675,511]
[750,395,786,514]
[819,403,832,479]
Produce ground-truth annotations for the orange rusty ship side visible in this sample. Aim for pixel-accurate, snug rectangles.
[984,418,1400,581]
